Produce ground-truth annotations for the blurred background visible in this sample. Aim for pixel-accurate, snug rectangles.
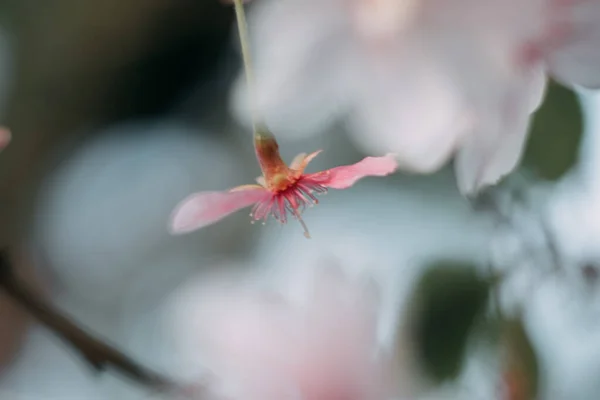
[0,1,596,399]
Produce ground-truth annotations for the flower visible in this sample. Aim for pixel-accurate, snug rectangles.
[229,0,600,195]
[167,263,398,400]
[169,129,398,238]
[0,127,10,151]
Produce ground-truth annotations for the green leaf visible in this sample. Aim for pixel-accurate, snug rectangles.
[523,81,583,180]
[407,261,492,383]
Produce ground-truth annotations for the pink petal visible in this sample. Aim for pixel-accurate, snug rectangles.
[169,188,269,235]
[308,155,398,190]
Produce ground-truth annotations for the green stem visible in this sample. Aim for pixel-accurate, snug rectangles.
[232,0,271,139]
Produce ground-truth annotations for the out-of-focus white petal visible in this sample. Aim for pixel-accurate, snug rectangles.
[348,45,470,173]
[230,0,354,139]
[422,0,547,193]
[546,0,600,88]
[528,64,548,112]
[452,55,545,195]
[454,102,530,196]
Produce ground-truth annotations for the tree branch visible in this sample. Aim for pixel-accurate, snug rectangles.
[0,249,195,397]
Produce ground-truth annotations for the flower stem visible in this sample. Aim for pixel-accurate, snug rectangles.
[232,0,272,140]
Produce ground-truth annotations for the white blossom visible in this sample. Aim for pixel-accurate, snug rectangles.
[230,0,600,195]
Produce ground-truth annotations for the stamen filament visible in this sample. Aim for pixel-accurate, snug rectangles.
[293,209,311,239]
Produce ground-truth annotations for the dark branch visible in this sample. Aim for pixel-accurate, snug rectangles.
[0,249,195,397]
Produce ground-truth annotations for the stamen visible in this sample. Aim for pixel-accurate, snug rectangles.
[276,196,287,223]
[294,189,313,207]
[297,185,320,204]
[293,209,311,239]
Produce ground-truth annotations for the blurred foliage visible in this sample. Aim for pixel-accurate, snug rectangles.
[501,317,539,400]
[524,81,583,180]
[6,0,233,123]
[408,261,492,383]
[0,0,235,238]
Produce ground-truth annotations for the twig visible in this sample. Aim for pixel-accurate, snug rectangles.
[0,249,189,397]
[232,0,262,134]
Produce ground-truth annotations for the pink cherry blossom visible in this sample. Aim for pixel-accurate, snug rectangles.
[229,0,600,195]
[0,127,10,151]
[169,135,397,237]
[170,265,397,400]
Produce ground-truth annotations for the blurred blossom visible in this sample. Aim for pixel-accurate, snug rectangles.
[544,89,600,294]
[484,182,558,314]
[525,277,600,400]
[487,88,600,399]
[0,126,10,150]
[34,120,244,312]
[230,0,600,195]
[105,262,259,399]
[165,262,399,400]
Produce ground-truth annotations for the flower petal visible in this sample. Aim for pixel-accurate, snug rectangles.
[255,176,267,187]
[230,184,264,192]
[455,115,531,196]
[290,150,322,173]
[176,266,387,400]
[454,67,540,196]
[348,45,471,173]
[527,66,548,113]
[289,153,308,171]
[299,150,322,170]
[307,155,398,190]
[546,0,600,88]
[169,188,269,234]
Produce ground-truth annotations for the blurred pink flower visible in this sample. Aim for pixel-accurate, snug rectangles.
[169,131,397,238]
[229,0,600,195]
[178,265,397,400]
[0,127,10,151]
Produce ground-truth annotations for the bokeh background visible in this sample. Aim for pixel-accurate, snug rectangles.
[0,1,596,399]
